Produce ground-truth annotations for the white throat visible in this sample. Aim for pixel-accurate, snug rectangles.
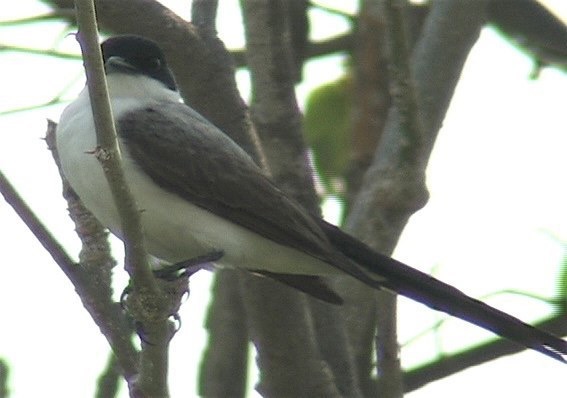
[105,72,181,103]
[56,72,337,276]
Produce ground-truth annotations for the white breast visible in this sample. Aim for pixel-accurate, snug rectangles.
[56,83,212,263]
[56,76,337,276]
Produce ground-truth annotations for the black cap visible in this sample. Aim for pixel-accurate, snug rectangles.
[101,35,177,91]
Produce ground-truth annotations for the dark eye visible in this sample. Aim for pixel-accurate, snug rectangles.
[145,57,162,70]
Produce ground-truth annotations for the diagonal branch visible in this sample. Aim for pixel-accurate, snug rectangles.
[342,0,487,394]
[1,156,139,380]
[0,44,81,60]
[0,72,82,116]
[95,353,122,398]
[403,314,567,392]
[0,10,75,25]
[0,167,77,279]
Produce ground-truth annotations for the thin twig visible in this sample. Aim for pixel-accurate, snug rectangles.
[0,169,76,271]
[1,35,352,69]
[482,289,560,306]
[0,10,75,25]
[0,72,82,116]
[0,98,67,116]
[1,155,139,379]
[0,44,81,60]
[73,0,153,287]
[401,285,562,348]
[403,314,567,392]
[72,1,171,396]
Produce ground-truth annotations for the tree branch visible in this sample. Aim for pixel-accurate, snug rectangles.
[346,0,487,288]
[1,145,139,380]
[0,10,75,25]
[189,3,251,395]
[240,1,346,396]
[333,0,390,394]
[403,315,567,392]
[95,353,121,398]
[198,269,249,397]
[73,0,153,291]
[0,359,8,398]
[342,0,487,394]
[369,1,425,395]
[73,1,177,396]
[383,0,424,166]
[0,72,82,116]
[0,98,66,116]
[191,0,219,37]
[0,168,76,272]
[0,44,81,60]
[1,34,353,70]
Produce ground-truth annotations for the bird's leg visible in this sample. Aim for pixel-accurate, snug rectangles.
[120,250,225,341]
[152,249,224,281]
[120,250,224,303]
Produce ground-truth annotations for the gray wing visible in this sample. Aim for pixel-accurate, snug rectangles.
[117,101,371,302]
[118,101,332,258]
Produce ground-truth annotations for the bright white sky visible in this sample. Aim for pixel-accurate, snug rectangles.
[1,1,566,397]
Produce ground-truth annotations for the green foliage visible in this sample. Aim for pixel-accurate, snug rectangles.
[303,75,352,195]
[0,358,9,398]
[556,251,567,307]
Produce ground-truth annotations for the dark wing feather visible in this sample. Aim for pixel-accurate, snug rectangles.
[118,102,374,303]
[117,101,567,359]
[117,101,383,300]
[321,221,567,362]
[250,272,343,305]
[118,101,336,262]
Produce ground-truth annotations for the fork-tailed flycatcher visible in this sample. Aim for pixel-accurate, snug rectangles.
[56,35,567,361]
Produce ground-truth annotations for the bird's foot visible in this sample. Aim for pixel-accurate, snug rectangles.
[152,249,224,281]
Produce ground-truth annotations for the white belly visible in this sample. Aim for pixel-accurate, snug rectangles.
[56,92,337,276]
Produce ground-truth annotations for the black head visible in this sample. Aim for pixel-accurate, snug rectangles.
[101,35,177,91]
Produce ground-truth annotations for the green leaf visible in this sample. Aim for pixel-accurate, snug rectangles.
[556,251,567,304]
[304,75,352,194]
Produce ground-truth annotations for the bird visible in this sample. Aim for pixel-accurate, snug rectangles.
[56,34,567,362]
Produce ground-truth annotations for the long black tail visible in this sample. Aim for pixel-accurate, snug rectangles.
[320,221,567,362]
